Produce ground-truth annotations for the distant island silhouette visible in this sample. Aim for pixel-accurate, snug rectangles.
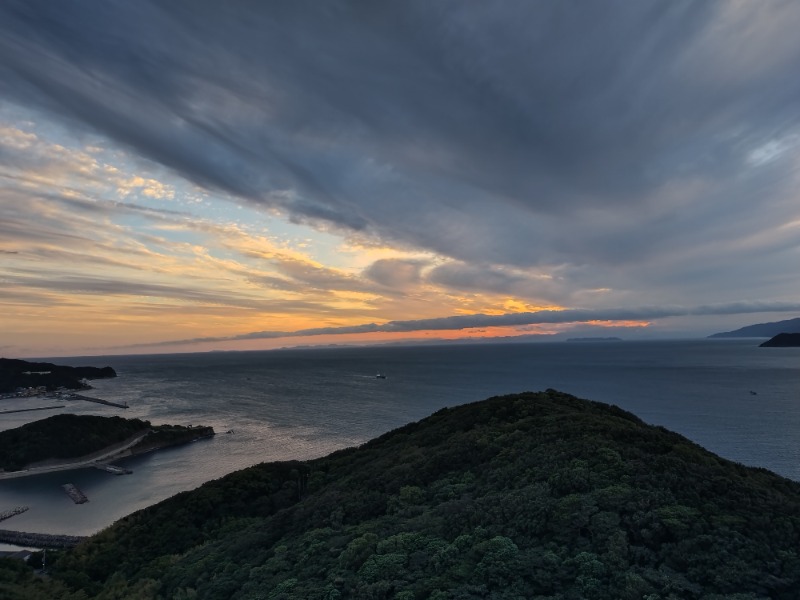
[760,333,800,347]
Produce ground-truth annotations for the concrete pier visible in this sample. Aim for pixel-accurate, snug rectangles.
[68,393,128,409]
[62,483,88,504]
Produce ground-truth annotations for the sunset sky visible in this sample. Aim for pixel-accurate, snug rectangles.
[3,1,800,357]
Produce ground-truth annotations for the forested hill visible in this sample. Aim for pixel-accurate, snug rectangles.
[0,358,116,393]
[0,414,149,471]
[7,390,800,599]
[0,414,214,472]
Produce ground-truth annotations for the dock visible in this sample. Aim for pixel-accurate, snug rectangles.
[62,483,88,504]
[94,464,132,475]
[0,506,29,523]
[68,393,128,409]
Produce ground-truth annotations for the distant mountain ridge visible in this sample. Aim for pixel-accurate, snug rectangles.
[708,316,800,338]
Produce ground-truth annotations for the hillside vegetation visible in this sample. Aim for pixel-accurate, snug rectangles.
[5,390,800,599]
[0,414,149,471]
[0,414,213,472]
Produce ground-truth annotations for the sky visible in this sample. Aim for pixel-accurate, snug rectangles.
[2,1,800,358]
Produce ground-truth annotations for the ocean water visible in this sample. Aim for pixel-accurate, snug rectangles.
[1,339,798,540]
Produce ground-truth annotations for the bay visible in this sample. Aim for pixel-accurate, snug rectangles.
[1,339,798,539]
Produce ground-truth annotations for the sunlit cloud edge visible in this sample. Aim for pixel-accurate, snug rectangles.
[114,301,800,350]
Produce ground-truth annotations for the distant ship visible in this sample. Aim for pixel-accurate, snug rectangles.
[376,373,387,379]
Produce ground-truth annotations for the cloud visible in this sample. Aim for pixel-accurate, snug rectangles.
[426,261,566,303]
[3,1,800,283]
[3,1,800,355]
[364,259,427,289]
[133,301,800,348]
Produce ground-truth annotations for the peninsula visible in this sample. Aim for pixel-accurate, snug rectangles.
[0,414,214,478]
[760,332,800,347]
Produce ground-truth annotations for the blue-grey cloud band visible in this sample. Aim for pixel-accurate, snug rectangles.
[127,302,800,348]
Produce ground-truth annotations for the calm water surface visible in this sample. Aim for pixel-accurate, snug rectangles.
[1,339,798,539]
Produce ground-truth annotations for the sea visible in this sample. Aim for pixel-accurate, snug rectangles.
[1,339,798,545]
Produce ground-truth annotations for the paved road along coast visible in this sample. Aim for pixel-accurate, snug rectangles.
[0,431,150,480]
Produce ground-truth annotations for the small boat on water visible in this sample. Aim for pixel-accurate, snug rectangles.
[376,373,387,379]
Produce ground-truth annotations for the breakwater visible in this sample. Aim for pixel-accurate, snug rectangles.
[69,393,128,409]
[62,483,88,504]
[0,405,65,415]
[0,506,28,523]
[0,529,86,549]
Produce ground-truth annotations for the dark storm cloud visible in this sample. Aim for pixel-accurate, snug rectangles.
[3,1,800,301]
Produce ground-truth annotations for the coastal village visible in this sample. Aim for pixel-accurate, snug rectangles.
[0,387,129,413]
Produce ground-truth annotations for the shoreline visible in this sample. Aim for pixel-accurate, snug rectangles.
[0,431,151,480]
[0,428,216,480]
[0,427,215,550]
[0,529,86,549]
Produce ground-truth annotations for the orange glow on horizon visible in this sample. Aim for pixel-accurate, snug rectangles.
[122,319,655,356]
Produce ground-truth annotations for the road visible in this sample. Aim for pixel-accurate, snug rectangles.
[0,431,150,480]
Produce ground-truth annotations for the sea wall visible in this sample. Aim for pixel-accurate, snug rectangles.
[0,529,86,549]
